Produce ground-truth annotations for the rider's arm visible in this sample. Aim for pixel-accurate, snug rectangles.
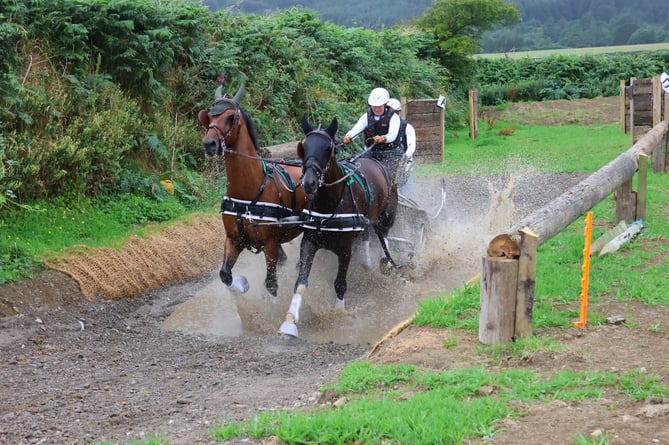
[384,113,400,143]
[345,114,369,141]
[404,123,416,159]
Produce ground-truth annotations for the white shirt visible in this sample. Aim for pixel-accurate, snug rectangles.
[345,110,400,146]
[404,121,416,159]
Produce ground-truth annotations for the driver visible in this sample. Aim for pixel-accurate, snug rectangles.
[342,87,403,181]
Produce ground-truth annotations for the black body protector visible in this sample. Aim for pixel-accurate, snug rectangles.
[394,118,411,188]
[362,106,404,182]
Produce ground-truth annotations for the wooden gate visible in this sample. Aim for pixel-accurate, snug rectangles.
[403,98,444,164]
[622,76,666,146]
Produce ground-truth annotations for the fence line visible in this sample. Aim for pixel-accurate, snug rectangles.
[480,120,669,344]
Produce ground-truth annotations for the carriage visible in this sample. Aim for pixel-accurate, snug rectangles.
[386,179,446,264]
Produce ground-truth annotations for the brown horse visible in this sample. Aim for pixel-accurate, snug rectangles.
[198,84,307,301]
[278,116,399,337]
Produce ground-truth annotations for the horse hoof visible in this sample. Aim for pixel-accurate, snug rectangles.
[229,275,250,294]
[278,322,299,337]
[335,298,345,310]
[379,258,393,275]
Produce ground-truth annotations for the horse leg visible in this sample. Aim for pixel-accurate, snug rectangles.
[279,235,318,337]
[263,242,281,303]
[277,245,287,267]
[220,237,249,294]
[374,223,397,275]
[333,247,352,309]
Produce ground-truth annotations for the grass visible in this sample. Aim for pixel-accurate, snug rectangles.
[209,365,665,444]
[204,120,669,444]
[424,121,630,177]
[475,42,669,59]
[0,193,218,284]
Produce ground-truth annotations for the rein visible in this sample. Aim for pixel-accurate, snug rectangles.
[323,161,360,187]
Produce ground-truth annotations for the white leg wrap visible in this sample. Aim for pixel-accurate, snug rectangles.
[278,285,305,337]
[288,293,303,323]
[359,240,371,268]
[229,275,250,294]
[335,298,345,310]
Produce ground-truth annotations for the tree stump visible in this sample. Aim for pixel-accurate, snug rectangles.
[479,257,518,344]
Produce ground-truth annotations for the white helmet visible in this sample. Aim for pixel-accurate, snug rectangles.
[387,98,402,111]
[368,87,390,106]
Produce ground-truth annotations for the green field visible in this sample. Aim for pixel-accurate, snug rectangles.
[476,42,669,59]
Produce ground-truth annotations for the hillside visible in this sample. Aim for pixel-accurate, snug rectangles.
[200,0,669,52]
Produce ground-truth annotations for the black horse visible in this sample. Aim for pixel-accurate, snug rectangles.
[278,117,398,337]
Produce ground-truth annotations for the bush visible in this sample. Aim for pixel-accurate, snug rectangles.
[475,51,669,103]
[3,81,143,200]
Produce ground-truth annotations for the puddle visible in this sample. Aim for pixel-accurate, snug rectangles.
[161,279,243,337]
[158,175,582,345]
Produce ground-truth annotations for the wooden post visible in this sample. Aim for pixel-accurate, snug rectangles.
[469,89,478,140]
[652,128,667,173]
[615,179,636,224]
[629,77,636,142]
[652,75,662,127]
[479,257,518,344]
[636,154,648,220]
[515,227,538,339]
[620,79,627,134]
[665,133,669,173]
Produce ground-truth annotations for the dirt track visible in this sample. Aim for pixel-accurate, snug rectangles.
[1,171,595,444]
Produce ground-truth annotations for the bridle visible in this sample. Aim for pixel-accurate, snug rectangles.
[302,129,362,189]
[301,129,334,189]
[205,97,243,156]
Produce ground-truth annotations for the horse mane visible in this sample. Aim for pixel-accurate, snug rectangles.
[239,106,260,151]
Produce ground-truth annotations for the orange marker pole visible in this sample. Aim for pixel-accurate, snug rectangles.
[574,212,593,329]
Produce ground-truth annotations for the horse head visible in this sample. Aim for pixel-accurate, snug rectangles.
[297,116,338,195]
[198,83,247,157]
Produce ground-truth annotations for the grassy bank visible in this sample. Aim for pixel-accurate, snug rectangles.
[0,194,219,284]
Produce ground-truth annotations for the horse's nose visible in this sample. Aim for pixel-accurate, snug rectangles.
[202,138,218,157]
[302,173,318,195]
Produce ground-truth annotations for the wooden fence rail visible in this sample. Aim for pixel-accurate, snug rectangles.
[509,121,668,246]
[480,120,669,345]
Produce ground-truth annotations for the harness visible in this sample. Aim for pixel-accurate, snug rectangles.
[210,98,301,251]
[221,163,298,221]
[221,161,300,252]
[299,160,374,232]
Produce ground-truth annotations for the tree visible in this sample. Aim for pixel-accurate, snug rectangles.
[414,0,520,90]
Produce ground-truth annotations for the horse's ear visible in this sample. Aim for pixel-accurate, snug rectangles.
[232,81,246,104]
[300,115,314,135]
[325,118,338,139]
[198,109,210,126]
[297,141,304,160]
